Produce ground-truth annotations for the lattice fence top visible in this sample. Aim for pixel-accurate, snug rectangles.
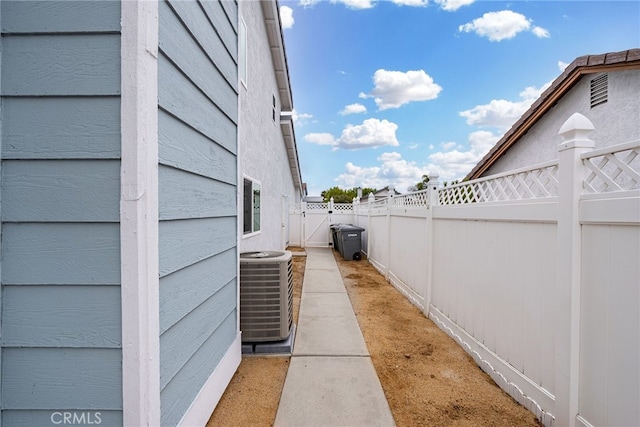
[290,203,303,214]
[438,161,560,205]
[306,202,329,211]
[392,190,430,208]
[582,141,640,194]
[333,203,355,212]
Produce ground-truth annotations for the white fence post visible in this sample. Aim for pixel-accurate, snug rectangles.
[367,192,374,257]
[424,173,439,317]
[384,193,393,280]
[352,197,358,225]
[555,113,595,427]
[300,201,307,248]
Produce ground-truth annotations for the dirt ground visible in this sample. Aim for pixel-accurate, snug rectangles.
[208,249,541,427]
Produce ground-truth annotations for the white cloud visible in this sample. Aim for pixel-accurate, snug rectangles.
[331,0,375,9]
[280,6,294,29]
[435,0,474,11]
[304,118,399,150]
[364,69,442,110]
[304,133,335,146]
[391,0,429,7]
[292,109,313,126]
[558,60,570,71]
[459,82,551,129]
[337,118,399,149]
[532,26,550,38]
[301,0,472,10]
[460,99,530,129]
[441,141,460,150]
[458,10,549,42]
[426,131,499,181]
[340,103,368,115]
[336,152,431,191]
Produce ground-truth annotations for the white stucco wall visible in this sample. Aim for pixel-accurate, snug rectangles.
[238,1,299,252]
[485,69,640,176]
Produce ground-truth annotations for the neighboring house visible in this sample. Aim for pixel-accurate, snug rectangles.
[304,195,325,203]
[467,49,640,179]
[238,1,303,254]
[0,0,299,425]
[368,186,402,201]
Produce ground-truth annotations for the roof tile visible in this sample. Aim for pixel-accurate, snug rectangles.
[587,54,606,66]
[627,48,640,61]
[605,50,628,64]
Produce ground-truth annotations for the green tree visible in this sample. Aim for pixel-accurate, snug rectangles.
[321,187,376,203]
[408,175,430,192]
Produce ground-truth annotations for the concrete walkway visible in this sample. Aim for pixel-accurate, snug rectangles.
[274,247,395,427]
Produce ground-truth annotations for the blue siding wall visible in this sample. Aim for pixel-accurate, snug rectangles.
[158,0,238,425]
[0,1,122,424]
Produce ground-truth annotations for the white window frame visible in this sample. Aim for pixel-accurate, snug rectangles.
[239,17,248,88]
[243,176,261,237]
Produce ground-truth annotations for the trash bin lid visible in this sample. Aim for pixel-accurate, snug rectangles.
[338,224,365,232]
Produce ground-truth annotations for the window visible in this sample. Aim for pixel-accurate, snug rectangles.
[272,95,277,122]
[243,177,261,235]
[239,18,247,87]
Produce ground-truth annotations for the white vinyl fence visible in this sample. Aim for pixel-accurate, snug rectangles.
[290,113,639,427]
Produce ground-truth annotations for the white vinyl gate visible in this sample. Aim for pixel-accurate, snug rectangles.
[288,200,355,247]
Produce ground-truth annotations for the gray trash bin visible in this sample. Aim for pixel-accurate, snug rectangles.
[337,225,365,261]
[329,223,345,253]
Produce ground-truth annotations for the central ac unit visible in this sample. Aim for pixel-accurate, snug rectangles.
[240,250,293,342]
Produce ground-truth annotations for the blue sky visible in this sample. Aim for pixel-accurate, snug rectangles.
[278,0,640,196]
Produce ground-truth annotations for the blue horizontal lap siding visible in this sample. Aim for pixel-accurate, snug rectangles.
[161,311,237,426]
[159,54,237,153]
[1,34,120,96]
[158,0,239,425]
[1,223,120,285]
[159,165,236,220]
[159,217,236,277]
[165,0,238,87]
[159,109,236,177]
[2,410,121,427]
[159,248,236,335]
[0,1,123,423]
[3,285,121,347]
[2,348,122,409]
[201,0,238,49]
[159,0,237,122]
[0,0,120,33]
[2,160,120,222]
[2,97,121,159]
[160,280,237,389]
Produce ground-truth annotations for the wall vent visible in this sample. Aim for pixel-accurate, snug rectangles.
[240,251,293,342]
[590,74,608,108]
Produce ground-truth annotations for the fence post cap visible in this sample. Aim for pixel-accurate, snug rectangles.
[558,113,595,150]
[428,173,440,188]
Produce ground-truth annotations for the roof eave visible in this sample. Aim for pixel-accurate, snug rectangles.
[261,0,294,111]
[262,0,302,193]
[280,115,304,193]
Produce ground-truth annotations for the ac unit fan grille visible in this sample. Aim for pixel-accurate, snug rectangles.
[240,252,293,342]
